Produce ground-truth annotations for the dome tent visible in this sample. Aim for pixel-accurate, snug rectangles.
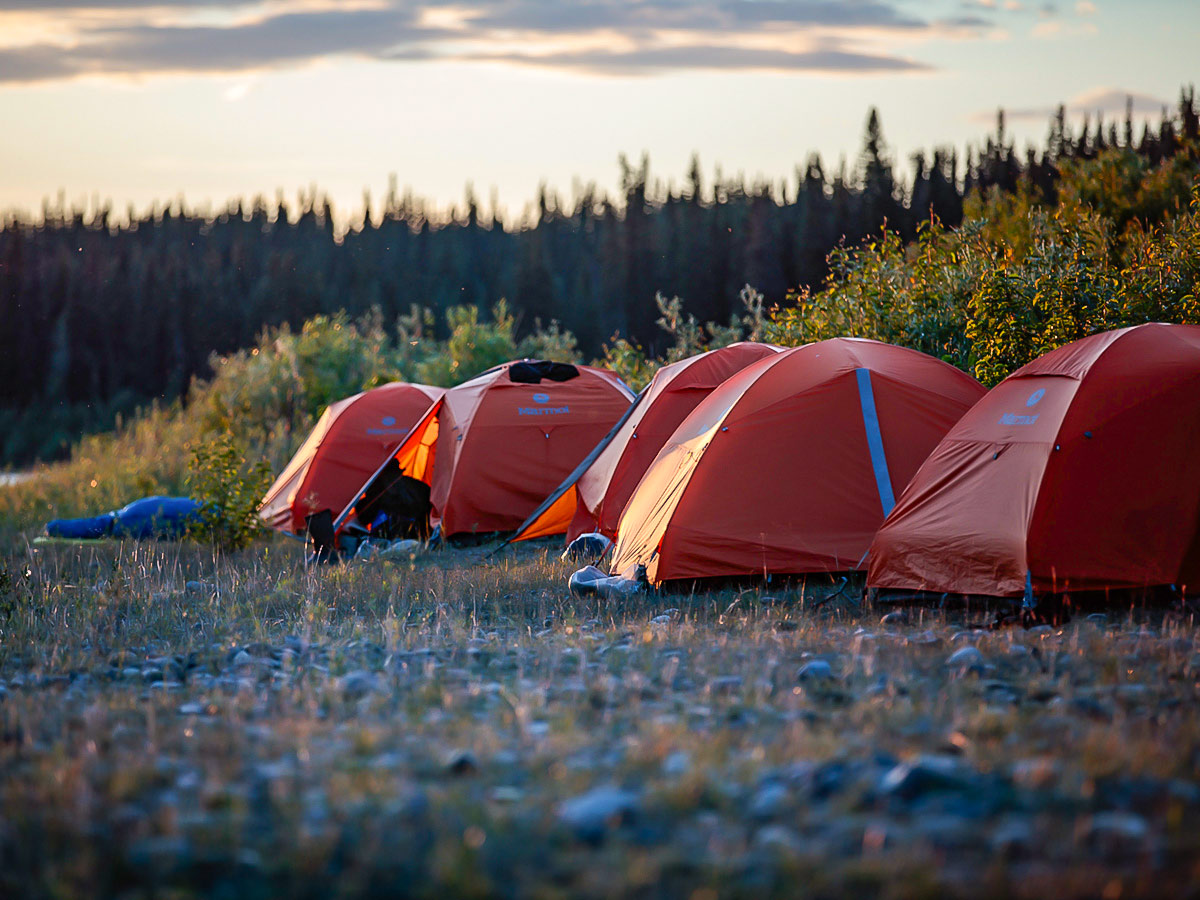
[336,360,634,540]
[609,338,985,585]
[259,382,444,535]
[509,342,781,544]
[867,323,1200,599]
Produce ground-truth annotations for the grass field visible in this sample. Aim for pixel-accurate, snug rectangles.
[1,534,1198,899]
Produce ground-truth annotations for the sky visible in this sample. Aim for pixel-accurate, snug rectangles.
[0,0,1195,226]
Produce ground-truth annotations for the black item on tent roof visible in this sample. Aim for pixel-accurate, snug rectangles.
[508,361,580,384]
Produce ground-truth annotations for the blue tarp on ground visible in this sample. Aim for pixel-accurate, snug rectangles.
[46,496,205,540]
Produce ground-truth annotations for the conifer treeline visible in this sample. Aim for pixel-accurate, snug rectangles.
[1,91,1197,463]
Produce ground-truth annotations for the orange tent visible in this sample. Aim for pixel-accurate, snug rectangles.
[609,338,985,585]
[259,382,444,535]
[510,342,781,543]
[336,360,634,539]
[867,323,1200,598]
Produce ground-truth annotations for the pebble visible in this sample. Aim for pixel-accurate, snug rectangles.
[880,755,975,801]
[558,786,641,843]
[945,645,987,675]
[663,751,691,777]
[990,816,1035,858]
[443,748,478,776]
[1079,812,1151,858]
[707,675,744,696]
[337,670,379,700]
[753,824,804,856]
[748,783,790,820]
[796,660,834,682]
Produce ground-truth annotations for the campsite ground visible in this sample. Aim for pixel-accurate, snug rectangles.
[0,535,1198,899]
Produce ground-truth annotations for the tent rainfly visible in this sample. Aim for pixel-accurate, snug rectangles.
[609,338,986,585]
[336,360,634,539]
[259,382,444,535]
[509,342,782,544]
[868,323,1200,598]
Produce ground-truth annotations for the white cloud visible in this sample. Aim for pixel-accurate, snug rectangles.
[0,0,959,84]
[1075,0,1097,13]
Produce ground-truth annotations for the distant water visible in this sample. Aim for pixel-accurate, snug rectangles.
[0,472,33,488]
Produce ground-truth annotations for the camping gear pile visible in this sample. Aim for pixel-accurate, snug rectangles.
[251,325,1199,609]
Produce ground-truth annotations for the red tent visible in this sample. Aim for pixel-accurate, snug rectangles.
[609,338,985,585]
[259,382,444,535]
[510,343,781,543]
[336,360,634,539]
[868,323,1200,598]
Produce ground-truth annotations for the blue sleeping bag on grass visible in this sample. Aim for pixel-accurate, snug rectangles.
[46,496,205,540]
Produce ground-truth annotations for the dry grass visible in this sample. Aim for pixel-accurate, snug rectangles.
[1,533,1198,899]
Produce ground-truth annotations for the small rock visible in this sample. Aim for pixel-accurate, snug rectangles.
[184,581,213,596]
[1079,812,1151,858]
[650,615,673,626]
[663,751,691,777]
[880,755,975,802]
[490,786,524,804]
[946,645,987,676]
[990,817,1035,859]
[753,824,803,856]
[444,749,478,776]
[707,675,744,696]
[337,670,378,700]
[558,786,641,843]
[749,783,790,820]
[231,650,252,668]
[880,610,909,626]
[796,660,833,682]
[177,702,205,716]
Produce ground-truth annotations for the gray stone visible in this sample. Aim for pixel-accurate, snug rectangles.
[748,783,790,820]
[990,817,1035,858]
[707,675,744,696]
[444,748,478,776]
[946,645,987,675]
[753,824,804,857]
[663,751,691,777]
[558,786,641,843]
[1080,812,1151,858]
[337,670,378,700]
[880,755,975,801]
[796,660,833,682]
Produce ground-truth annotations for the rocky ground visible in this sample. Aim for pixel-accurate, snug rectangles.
[0,538,1198,898]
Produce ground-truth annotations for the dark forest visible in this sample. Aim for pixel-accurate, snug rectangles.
[2,92,1197,464]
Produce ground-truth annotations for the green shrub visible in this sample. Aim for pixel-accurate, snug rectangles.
[185,433,273,551]
[767,143,1200,385]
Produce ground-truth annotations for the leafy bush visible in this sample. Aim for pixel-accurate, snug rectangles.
[185,433,273,551]
[767,142,1200,384]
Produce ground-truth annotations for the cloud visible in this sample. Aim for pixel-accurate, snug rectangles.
[471,43,932,76]
[979,87,1170,122]
[1074,0,1096,13]
[0,0,952,84]
[0,0,257,8]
